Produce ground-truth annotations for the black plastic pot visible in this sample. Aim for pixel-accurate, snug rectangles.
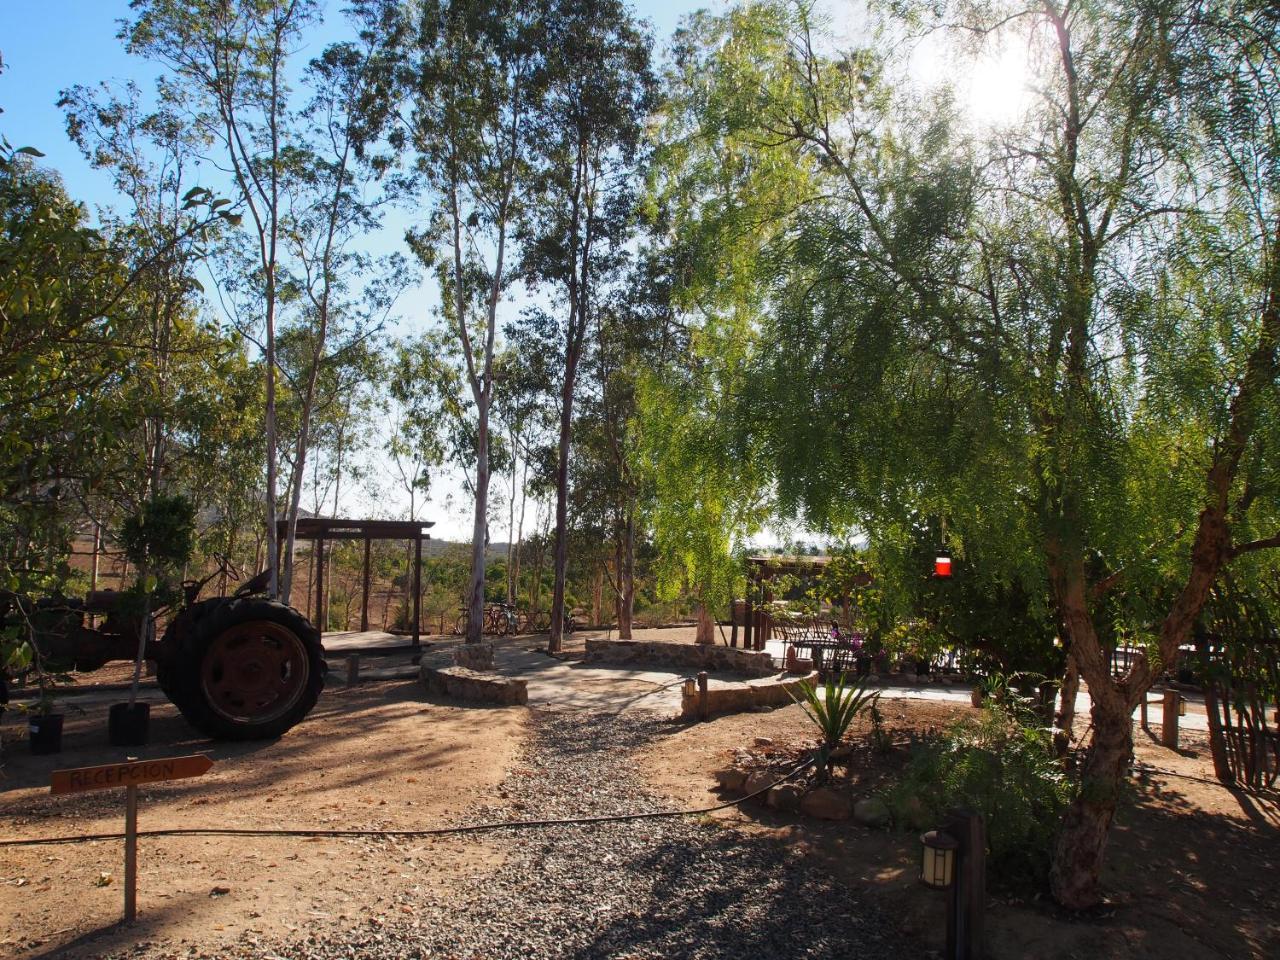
[108,702,150,746]
[29,713,64,755]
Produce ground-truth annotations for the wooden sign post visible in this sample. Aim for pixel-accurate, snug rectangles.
[50,755,214,922]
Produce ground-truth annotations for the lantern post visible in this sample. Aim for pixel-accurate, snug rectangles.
[920,809,985,959]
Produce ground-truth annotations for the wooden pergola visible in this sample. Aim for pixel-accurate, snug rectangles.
[741,554,869,651]
[276,518,435,645]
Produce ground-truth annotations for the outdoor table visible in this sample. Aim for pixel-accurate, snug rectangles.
[790,636,869,677]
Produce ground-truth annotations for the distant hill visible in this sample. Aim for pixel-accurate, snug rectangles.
[422,539,512,562]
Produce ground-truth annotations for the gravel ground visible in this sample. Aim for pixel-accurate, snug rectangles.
[115,711,904,960]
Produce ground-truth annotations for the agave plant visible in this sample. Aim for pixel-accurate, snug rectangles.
[790,672,881,777]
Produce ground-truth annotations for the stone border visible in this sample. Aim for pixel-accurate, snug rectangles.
[584,639,776,677]
[420,665,528,705]
[679,670,819,720]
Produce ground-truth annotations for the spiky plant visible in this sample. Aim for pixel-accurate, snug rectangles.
[790,672,881,778]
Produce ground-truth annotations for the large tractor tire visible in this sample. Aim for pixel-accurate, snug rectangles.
[164,598,325,741]
[156,597,223,718]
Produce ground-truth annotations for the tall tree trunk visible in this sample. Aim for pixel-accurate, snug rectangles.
[613,507,636,641]
[279,303,331,601]
[466,395,491,644]
[1043,540,1135,909]
[1047,506,1232,906]
[619,504,635,640]
[548,370,575,653]
[613,528,625,632]
[531,540,544,620]
[1054,649,1079,757]
[264,333,279,593]
[695,601,715,645]
[513,457,528,606]
[1049,684,1134,909]
[506,424,517,604]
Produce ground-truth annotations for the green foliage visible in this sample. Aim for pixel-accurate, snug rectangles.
[790,672,881,775]
[869,702,892,754]
[888,705,1075,888]
[119,494,196,573]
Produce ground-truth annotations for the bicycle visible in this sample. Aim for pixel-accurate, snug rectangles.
[562,606,581,634]
[521,608,551,633]
[453,607,470,636]
[487,602,520,636]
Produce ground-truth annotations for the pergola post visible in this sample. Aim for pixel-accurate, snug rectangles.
[314,537,326,630]
[360,536,372,632]
[744,569,755,651]
[412,534,422,647]
[759,581,773,651]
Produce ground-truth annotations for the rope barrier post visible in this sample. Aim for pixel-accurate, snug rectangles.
[697,671,709,722]
[124,785,138,922]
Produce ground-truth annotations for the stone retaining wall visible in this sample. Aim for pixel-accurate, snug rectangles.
[679,670,818,720]
[421,665,528,706]
[584,639,776,677]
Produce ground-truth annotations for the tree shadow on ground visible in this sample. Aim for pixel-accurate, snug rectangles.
[567,826,911,960]
[1106,774,1280,959]
[0,680,511,819]
[21,887,213,960]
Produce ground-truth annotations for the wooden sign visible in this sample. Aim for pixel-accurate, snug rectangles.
[49,754,214,923]
[50,754,213,795]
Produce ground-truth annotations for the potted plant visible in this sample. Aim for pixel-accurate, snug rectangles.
[21,661,78,755]
[3,627,69,755]
[27,680,65,755]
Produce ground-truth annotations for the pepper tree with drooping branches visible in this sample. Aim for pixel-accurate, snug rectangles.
[653,0,1280,908]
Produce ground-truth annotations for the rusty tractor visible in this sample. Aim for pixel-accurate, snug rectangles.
[2,563,326,740]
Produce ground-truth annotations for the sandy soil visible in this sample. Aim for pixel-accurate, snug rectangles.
[0,681,526,959]
[636,699,1280,960]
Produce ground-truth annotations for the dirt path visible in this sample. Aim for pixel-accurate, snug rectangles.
[178,709,906,960]
[0,682,524,959]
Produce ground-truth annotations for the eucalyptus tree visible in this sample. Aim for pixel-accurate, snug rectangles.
[59,81,232,546]
[305,340,384,520]
[656,0,1280,908]
[573,252,674,637]
[125,0,319,598]
[387,331,465,522]
[491,339,558,606]
[362,0,546,644]
[521,0,654,651]
[273,38,406,602]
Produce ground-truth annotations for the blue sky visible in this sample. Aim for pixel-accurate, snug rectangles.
[0,1,700,211]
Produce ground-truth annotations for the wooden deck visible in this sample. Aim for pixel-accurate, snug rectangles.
[321,630,423,654]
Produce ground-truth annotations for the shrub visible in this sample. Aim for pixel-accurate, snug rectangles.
[887,704,1075,889]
